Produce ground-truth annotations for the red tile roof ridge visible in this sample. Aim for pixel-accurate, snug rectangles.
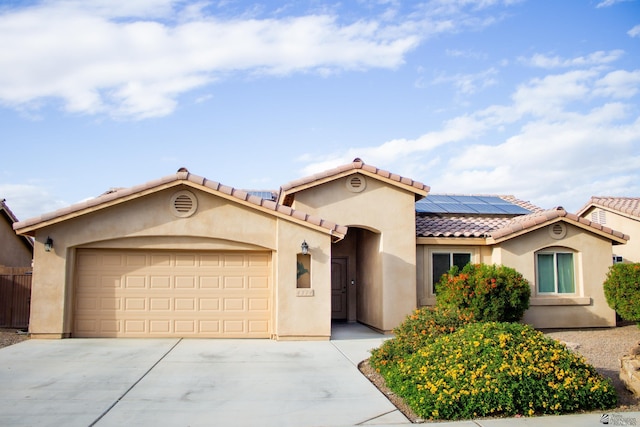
[576,196,640,218]
[13,170,348,238]
[279,158,430,193]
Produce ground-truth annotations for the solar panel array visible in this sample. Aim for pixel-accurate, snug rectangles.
[416,195,531,215]
[247,191,277,201]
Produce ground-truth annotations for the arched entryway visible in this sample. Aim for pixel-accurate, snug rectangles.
[331,227,381,326]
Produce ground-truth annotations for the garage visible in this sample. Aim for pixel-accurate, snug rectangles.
[73,249,272,338]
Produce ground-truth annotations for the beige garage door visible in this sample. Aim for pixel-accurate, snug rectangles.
[73,249,272,338]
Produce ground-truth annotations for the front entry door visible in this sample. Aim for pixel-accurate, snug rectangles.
[331,257,348,320]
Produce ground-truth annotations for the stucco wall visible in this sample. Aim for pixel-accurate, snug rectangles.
[497,222,616,328]
[27,185,333,339]
[291,174,418,332]
[416,223,616,329]
[583,207,638,263]
[1,216,32,267]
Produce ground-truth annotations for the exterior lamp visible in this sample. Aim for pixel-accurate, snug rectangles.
[301,240,309,255]
[44,237,53,252]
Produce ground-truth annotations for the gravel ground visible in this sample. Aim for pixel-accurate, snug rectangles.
[0,328,29,348]
[360,324,640,422]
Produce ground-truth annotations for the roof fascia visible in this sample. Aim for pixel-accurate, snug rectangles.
[578,203,640,223]
[279,168,428,203]
[14,178,346,242]
[490,217,628,245]
[416,237,488,246]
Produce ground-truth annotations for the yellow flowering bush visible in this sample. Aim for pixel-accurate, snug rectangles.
[375,322,616,420]
[369,306,473,370]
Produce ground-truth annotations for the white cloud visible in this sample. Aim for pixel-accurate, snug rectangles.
[0,184,68,220]
[432,67,498,95]
[594,69,640,99]
[596,0,632,7]
[628,24,640,38]
[300,56,640,211]
[520,50,624,69]
[0,2,421,120]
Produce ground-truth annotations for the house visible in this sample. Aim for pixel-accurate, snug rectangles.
[0,199,33,268]
[13,159,628,339]
[576,197,640,264]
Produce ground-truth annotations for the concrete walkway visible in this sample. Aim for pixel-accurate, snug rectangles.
[0,324,637,426]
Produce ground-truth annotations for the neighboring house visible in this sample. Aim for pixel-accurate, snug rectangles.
[13,159,628,339]
[577,197,640,264]
[0,199,33,268]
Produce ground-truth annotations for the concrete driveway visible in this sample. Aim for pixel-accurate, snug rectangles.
[0,324,408,427]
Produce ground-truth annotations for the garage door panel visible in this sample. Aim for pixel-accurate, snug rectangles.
[74,250,272,338]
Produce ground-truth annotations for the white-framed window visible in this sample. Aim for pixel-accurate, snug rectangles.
[431,252,472,293]
[536,251,575,294]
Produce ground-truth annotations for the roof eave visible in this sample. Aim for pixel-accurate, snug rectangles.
[490,216,629,245]
[14,172,348,241]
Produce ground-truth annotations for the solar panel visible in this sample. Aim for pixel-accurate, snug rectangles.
[496,204,532,214]
[247,191,276,201]
[416,195,532,215]
[415,200,448,213]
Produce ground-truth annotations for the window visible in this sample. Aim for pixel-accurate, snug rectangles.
[432,252,471,292]
[537,252,575,294]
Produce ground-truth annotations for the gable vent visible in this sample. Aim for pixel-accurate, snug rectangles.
[549,222,567,239]
[346,175,366,193]
[170,190,198,217]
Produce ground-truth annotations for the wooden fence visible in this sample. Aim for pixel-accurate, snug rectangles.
[0,267,32,329]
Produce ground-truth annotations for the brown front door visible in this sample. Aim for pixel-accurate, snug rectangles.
[331,257,348,320]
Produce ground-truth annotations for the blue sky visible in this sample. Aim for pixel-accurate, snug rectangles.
[1,0,639,221]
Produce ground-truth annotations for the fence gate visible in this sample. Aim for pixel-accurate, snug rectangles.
[0,267,32,329]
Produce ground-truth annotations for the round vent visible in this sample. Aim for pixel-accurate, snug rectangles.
[346,175,366,193]
[549,222,567,239]
[170,190,198,217]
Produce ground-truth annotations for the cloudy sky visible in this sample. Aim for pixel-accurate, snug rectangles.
[1,0,639,220]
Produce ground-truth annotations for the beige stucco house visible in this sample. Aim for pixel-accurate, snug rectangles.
[1,199,33,268]
[13,159,629,339]
[577,197,640,264]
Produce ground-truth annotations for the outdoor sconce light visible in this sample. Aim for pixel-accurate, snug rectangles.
[301,240,309,255]
[44,237,53,252]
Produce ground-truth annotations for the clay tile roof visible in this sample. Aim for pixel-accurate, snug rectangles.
[416,214,514,238]
[576,196,640,218]
[415,194,542,238]
[490,207,629,241]
[13,169,348,239]
[279,158,430,195]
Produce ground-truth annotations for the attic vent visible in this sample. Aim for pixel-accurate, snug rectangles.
[170,190,198,218]
[549,222,567,239]
[346,175,366,193]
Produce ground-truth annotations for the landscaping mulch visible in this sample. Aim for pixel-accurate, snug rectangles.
[359,324,640,423]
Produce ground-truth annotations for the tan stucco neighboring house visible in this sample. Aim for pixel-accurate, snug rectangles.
[577,197,640,263]
[1,199,33,268]
[13,159,629,339]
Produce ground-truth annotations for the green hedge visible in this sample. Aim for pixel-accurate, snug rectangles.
[436,263,530,323]
[603,263,640,325]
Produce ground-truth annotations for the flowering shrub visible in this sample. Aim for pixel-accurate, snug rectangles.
[369,307,473,372]
[436,264,531,323]
[379,322,617,420]
[603,263,640,326]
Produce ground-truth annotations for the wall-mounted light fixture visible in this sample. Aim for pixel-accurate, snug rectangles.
[44,237,53,252]
[301,240,309,255]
